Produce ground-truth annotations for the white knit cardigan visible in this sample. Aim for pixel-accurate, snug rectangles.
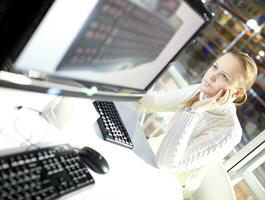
[139,84,242,197]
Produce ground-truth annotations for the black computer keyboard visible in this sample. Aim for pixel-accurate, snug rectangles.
[0,144,95,200]
[93,101,134,149]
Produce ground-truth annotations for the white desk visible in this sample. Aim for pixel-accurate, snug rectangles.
[0,88,183,200]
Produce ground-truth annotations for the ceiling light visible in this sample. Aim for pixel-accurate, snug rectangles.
[258,50,264,57]
[246,19,261,33]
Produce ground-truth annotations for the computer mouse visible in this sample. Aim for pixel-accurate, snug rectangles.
[79,146,109,174]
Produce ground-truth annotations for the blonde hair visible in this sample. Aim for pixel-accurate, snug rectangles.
[230,51,257,105]
[184,51,257,108]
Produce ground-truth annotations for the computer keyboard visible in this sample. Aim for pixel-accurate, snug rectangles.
[0,144,95,200]
[93,101,134,149]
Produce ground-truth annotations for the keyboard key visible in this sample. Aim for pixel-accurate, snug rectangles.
[0,144,95,200]
[93,101,133,149]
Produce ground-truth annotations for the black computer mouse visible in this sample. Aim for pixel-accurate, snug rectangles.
[79,146,109,174]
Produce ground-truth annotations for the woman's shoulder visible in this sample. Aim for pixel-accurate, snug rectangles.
[212,106,242,140]
[203,105,242,135]
[225,104,241,127]
[197,112,242,149]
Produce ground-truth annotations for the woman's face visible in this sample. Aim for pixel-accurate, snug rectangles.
[201,53,243,97]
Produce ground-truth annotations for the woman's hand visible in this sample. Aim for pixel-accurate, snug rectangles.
[190,89,236,114]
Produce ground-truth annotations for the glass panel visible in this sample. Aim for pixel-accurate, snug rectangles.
[229,154,265,200]
[139,72,178,138]
[253,162,265,189]
[236,90,265,150]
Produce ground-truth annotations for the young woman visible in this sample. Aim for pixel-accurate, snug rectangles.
[139,51,257,197]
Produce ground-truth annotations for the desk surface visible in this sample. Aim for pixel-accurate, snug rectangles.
[0,88,183,200]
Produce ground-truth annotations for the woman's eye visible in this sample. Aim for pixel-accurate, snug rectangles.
[222,74,228,81]
[212,64,218,69]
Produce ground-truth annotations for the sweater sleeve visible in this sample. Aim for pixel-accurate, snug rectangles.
[155,112,242,171]
[138,84,200,112]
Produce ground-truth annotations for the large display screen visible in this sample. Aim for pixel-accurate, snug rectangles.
[14,0,207,95]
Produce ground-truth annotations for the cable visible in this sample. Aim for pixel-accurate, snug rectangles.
[13,105,51,149]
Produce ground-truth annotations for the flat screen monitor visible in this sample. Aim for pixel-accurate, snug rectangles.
[1,0,211,100]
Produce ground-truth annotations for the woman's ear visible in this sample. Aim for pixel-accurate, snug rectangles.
[232,88,244,98]
[233,88,247,105]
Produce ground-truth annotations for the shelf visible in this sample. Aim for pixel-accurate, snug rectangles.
[202,32,224,50]
[213,19,239,38]
[208,26,234,44]
[222,2,248,22]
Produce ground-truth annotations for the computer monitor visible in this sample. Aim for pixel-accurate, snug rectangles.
[0,0,211,100]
